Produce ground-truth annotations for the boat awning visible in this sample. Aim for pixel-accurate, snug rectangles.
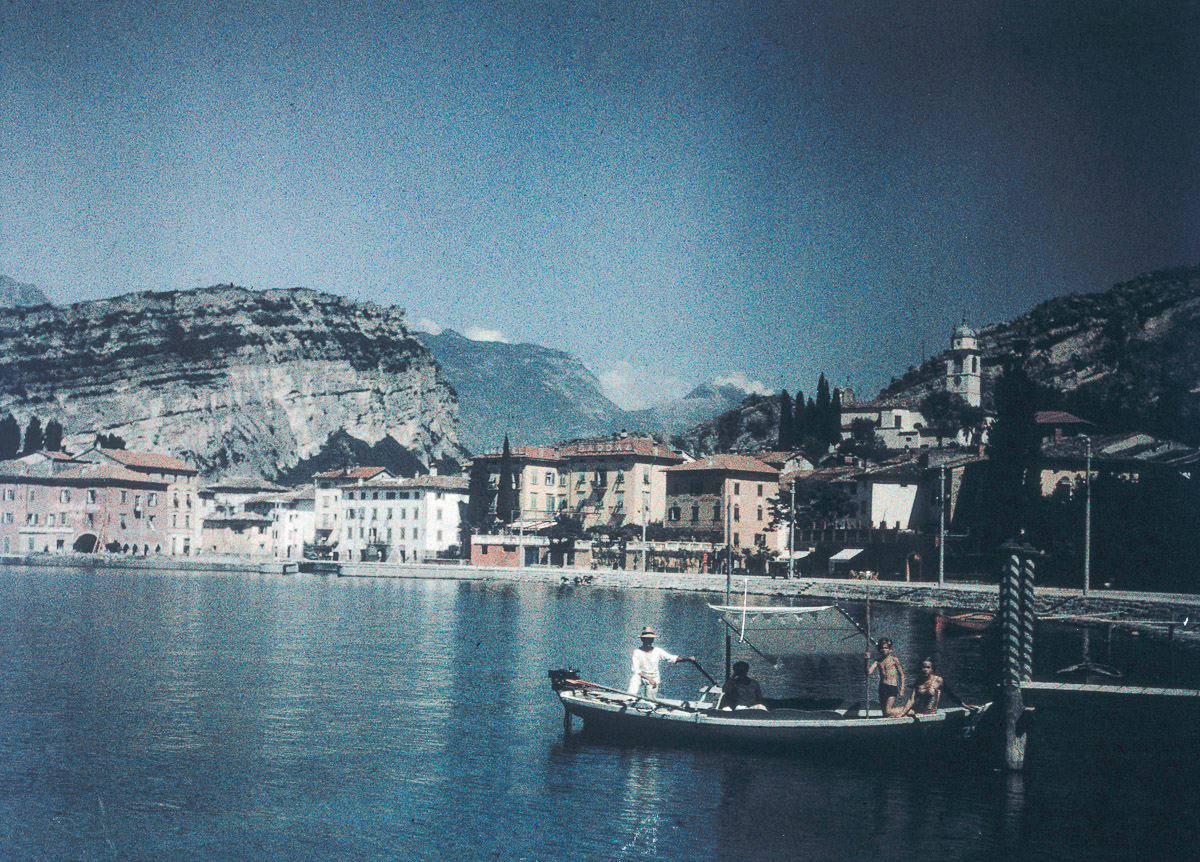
[707,604,867,656]
[829,548,864,562]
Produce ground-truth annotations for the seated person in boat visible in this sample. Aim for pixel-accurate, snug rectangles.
[719,661,768,711]
[903,657,943,715]
[865,638,907,716]
[627,626,694,698]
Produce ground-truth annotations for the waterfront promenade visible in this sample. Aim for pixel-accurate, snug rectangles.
[4,551,1199,624]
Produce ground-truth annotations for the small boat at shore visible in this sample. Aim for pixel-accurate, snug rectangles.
[935,612,995,636]
[550,603,992,754]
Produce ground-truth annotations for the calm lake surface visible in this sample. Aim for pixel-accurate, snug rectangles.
[1,566,1197,861]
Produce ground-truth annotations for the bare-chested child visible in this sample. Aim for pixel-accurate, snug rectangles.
[865,638,906,717]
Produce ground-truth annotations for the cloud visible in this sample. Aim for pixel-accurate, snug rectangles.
[712,371,772,395]
[463,326,509,343]
[599,361,691,410]
[412,317,443,335]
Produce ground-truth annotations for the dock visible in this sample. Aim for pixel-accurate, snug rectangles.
[1022,682,1200,699]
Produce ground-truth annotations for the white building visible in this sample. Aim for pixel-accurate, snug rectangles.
[312,467,395,558]
[338,474,469,563]
[244,488,316,560]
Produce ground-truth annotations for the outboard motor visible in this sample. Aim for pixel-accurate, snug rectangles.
[548,668,582,691]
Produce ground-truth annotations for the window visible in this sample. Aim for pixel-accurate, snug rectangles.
[668,506,681,521]
[148,493,157,506]
[733,482,740,494]
[28,489,35,501]
[120,517,127,530]
[2,488,12,500]
[120,491,127,503]
[691,505,699,522]
[148,515,155,527]
[531,472,538,486]
[733,505,740,522]
[59,489,71,503]
[25,513,37,525]
[757,506,763,521]
[436,530,442,541]
[530,493,538,509]
[757,484,763,497]
[1,512,11,524]
[713,504,721,520]
[48,514,55,526]
[436,509,442,521]
[545,471,554,485]
[386,492,396,500]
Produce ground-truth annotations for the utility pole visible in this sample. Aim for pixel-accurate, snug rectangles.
[938,464,946,587]
[725,477,733,680]
[1083,437,1092,595]
[641,491,648,572]
[787,479,796,580]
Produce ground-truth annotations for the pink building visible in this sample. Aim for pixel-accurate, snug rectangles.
[0,454,170,555]
[663,454,780,550]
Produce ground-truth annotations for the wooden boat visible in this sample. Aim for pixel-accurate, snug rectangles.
[935,612,995,635]
[549,670,986,752]
[549,603,992,753]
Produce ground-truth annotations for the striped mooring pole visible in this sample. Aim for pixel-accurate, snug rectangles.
[998,539,1039,770]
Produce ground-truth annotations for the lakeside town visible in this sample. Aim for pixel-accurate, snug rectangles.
[2,323,1196,591]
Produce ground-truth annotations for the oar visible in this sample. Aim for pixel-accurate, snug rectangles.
[558,676,699,712]
[682,657,720,688]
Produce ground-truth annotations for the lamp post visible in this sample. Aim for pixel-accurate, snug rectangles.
[787,479,796,580]
[938,464,946,587]
[641,491,648,572]
[1083,437,1092,595]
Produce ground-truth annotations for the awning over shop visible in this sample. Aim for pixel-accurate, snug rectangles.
[828,548,864,562]
[509,520,555,533]
[781,550,812,561]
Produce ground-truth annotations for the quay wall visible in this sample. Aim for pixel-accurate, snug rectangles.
[2,553,1198,622]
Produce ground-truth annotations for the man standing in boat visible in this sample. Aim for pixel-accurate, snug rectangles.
[865,638,906,716]
[628,626,694,698]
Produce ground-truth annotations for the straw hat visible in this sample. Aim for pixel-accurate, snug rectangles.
[640,626,656,638]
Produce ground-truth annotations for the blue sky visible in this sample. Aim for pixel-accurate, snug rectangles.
[2,1,1197,408]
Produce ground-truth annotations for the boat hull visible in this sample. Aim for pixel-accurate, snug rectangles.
[558,689,981,753]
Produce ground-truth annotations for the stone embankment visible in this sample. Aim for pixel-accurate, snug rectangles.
[4,554,1198,625]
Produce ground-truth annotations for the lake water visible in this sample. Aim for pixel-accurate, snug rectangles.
[1,566,1197,861]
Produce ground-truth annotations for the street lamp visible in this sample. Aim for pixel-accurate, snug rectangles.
[1083,436,1092,595]
[938,464,946,587]
[641,491,648,572]
[787,479,796,580]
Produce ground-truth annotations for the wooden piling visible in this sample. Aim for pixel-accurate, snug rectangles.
[999,542,1037,770]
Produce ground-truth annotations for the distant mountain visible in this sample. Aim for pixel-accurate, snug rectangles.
[627,383,753,440]
[418,329,627,453]
[418,330,754,454]
[0,286,468,479]
[671,393,783,456]
[0,275,50,308]
[879,265,1200,445]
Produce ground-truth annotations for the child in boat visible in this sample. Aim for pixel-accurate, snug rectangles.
[865,638,907,716]
[903,657,944,715]
[719,661,768,710]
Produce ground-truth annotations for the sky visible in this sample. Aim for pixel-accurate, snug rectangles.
[2,1,1198,409]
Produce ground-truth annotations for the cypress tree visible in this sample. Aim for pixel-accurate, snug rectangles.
[791,389,807,446]
[22,417,44,454]
[0,414,19,460]
[496,435,517,524]
[43,420,64,452]
[815,374,831,444]
[777,390,794,450]
[985,360,1042,546]
[829,388,843,446]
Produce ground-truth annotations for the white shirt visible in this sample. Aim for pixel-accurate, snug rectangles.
[631,645,678,683]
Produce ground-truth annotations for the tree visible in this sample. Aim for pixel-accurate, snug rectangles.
[22,417,43,454]
[769,475,855,530]
[815,374,831,440]
[919,391,983,447]
[495,435,517,524]
[777,390,794,450]
[95,433,127,449]
[828,388,843,446]
[984,360,1042,546]
[0,414,19,460]
[43,420,63,452]
[791,389,807,447]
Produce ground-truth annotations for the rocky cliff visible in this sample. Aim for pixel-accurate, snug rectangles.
[0,274,50,308]
[0,286,468,478]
